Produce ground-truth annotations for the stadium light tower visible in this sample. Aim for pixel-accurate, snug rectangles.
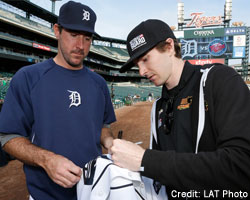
[50,0,62,14]
[177,2,184,30]
[224,0,232,27]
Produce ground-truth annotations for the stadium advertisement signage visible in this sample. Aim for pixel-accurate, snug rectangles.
[112,43,127,49]
[184,28,224,39]
[233,35,246,47]
[181,36,233,60]
[174,31,184,39]
[188,58,225,65]
[32,43,51,51]
[233,47,245,58]
[186,12,223,28]
[181,27,235,60]
[93,40,111,47]
[93,40,127,49]
[208,39,227,57]
[224,27,246,36]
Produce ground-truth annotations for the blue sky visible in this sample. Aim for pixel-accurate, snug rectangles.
[31,0,250,40]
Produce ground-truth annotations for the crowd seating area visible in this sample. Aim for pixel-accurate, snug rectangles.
[109,85,161,100]
[0,80,10,104]
[90,45,129,63]
[108,82,162,108]
[0,6,54,39]
[0,72,13,103]
[0,72,13,78]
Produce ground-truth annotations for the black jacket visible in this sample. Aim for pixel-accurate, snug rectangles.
[141,62,250,196]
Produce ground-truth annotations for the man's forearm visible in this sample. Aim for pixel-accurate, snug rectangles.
[3,137,82,188]
[100,127,114,150]
[3,137,55,168]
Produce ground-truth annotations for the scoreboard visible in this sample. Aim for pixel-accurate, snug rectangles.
[176,26,247,65]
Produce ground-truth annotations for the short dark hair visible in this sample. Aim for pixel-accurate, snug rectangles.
[155,39,182,58]
[57,24,93,37]
[57,24,63,33]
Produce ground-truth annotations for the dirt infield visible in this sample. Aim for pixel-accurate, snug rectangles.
[0,101,153,200]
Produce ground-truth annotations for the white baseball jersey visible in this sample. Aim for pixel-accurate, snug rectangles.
[77,155,168,200]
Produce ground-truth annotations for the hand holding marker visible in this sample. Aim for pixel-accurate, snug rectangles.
[117,130,143,145]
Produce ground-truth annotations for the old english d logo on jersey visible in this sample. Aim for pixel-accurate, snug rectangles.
[130,34,147,51]
[68,90,81,108]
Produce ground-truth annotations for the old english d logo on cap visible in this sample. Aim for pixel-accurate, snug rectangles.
[82,9,90,21]
[58,1,100,37]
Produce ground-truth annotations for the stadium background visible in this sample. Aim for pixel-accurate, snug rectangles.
[0,1,250,199]
[0,0,164,112]
[0,0,250,111]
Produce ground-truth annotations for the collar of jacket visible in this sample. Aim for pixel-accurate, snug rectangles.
[161,61,198,100]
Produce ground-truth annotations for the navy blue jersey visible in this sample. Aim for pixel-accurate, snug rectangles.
[0,58,116,200]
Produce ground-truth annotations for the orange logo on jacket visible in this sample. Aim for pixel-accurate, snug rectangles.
[177,96,193,110]
[177,96,209,111]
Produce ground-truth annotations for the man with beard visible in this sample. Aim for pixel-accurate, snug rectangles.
[0,1,116,200]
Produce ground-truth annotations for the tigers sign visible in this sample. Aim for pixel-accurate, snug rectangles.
[186,12,223,28]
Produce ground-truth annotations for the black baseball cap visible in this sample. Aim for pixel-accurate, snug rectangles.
[119,19,176,73]
[58,1,100,37]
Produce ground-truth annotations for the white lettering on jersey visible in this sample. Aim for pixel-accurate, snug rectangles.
[68,90,81,108]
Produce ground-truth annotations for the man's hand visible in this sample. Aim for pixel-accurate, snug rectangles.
[110,139,145,171]
[42,153,82,188]
[3,137,82,188]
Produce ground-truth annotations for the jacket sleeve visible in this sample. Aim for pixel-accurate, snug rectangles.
[141,66,250,192]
